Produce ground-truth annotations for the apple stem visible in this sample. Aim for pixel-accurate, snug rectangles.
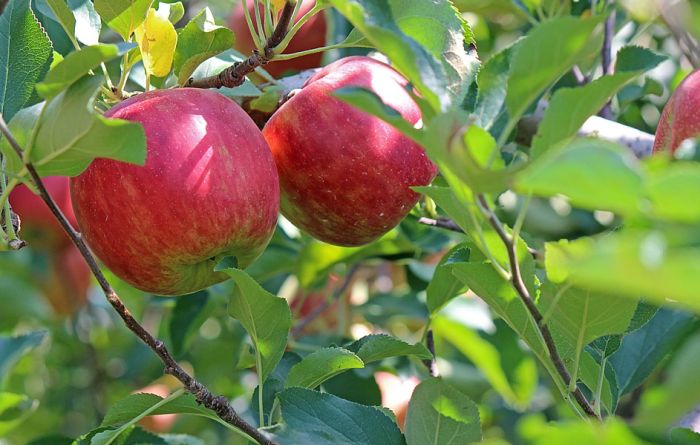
[475,194,600,420]
[186,1,296,89]
[0,113,279,445]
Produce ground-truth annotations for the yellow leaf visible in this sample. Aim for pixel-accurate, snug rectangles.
[134,8,177,78]
[271,0,289,15]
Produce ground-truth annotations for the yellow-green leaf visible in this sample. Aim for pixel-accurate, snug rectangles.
[135,8,177,78]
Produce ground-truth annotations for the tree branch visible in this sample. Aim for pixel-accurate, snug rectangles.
[186,1,296,89]
[291,265,359,338]
[422,329,439,377]
[475,194,599,419]
[0,113,276,445]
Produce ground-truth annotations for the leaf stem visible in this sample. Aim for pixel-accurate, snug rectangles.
[272,42,363,61]
[243,0,266,52]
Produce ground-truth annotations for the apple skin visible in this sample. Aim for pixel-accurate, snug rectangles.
[9,176,78,250]
[654,70,700,153]
[262,56,437,246]
[70,89,280,296]
[228,0,326,77]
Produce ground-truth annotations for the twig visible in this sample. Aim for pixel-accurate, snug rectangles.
[186,2,296,89]
[0,113,276,445]
[417,216,543,261]
[422,330,439,377]
[600,4,615,119]
[291,265,359,337]
[475,194,599,419]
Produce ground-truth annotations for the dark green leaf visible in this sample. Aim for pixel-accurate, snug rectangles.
[426,244,470,313]
[273,387,405,445]
[0,331,47,382]
[169,290,210,357]
[285,347,364,389]
[345,334,432,363]
[0,0,52,122]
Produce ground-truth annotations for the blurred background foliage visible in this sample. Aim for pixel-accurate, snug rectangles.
[2,0,700,444]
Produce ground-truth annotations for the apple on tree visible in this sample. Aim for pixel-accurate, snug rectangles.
[228,0,327,77]
[71,89,279,296]
[654,70,700,153]
[263,56,438,246]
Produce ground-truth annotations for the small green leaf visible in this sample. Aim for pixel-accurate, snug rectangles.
[273,387,404,445]
[46,0,76,39]
[506,16,603,122]
[93,0,151,40]
[405,378,481,445]
[346,334,432,364]
[36,44,121,99]
[516,138,644,216]
[426,244,470,314]
[285,347,364,389]
[173,7,234,86]
[0,0,53,122]
[169,290,211,357]
[0,393,38,436]
[220,268,291,382]
[647,163,700,223]
[433,316,535,409]
[0,331,47,382]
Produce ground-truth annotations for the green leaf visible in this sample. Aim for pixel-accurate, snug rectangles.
[173,7,234,86]
[273,387,405,445]
[525,418,649,445]
[93,0,151,40]
[450,262,550,371]
[610,308,695,395]
[404,378,481,445]
[327,0,449,111]
[285,347,364,389]
[531,46,666,158]
[516,138,644,216]
[46,0,76,40]
[0,331,47,383]
[1,75,147,178]
[169,290,211,357]
[0,0,52,122]
[647,163,700,223]
[506,16,603,122]
[433,316,536,409]
[297,232,414,288]
[538,282,637,373]
[220,268,291,382]
[546,231,700,313]
[333,86,424,143]
[0,392,38,436]
[101,392,177,427]
[635,333,700,434]
[426,244,470,314]
[576,350,618,415]
[473,42,517,137]
[156,1,184,23]
[45,0,101,46]
[35,44,121,99]
[345,334,432,363]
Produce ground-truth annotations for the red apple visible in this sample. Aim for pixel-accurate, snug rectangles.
[375,371,420,430]
[42,245,92,315]
[9,176,78,250]
[70,89,279,296]
[262,56,437,246]
[654,70,700,153]
[229,0,327,77]
[135,384,177,433]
